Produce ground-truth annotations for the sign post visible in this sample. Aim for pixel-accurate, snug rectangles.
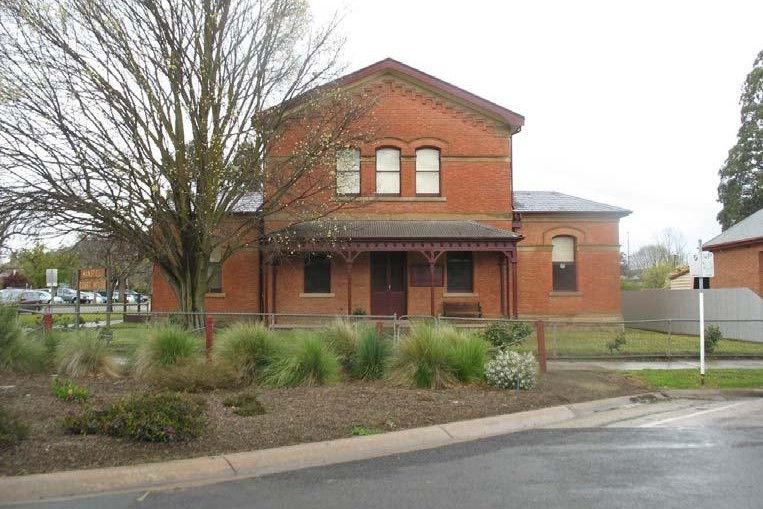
[689,242,714,386]
[45,269,58,313]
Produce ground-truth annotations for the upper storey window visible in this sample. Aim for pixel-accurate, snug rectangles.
[416,148,440,195]
[375,147,400,195]
[336,148,360,195]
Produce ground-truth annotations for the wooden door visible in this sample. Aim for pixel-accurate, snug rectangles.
[371,252,407,316]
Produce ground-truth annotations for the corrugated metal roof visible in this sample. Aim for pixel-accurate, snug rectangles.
[513,191,630,214]
[705,208,763,248]
[281,220,519,240]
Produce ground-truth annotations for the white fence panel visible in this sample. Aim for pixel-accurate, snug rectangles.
[621,288,763,342]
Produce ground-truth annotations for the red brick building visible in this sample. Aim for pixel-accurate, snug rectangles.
[152,59,629,319]
[704,208,763,297]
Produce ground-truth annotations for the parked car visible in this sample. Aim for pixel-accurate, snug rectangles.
[32,289,64,304]
[56,287,78,304]
[125,290,149,303]
[0,288,25,303]
[19,290,53,310]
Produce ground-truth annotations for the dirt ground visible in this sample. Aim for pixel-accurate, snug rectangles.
[0,370,648,476]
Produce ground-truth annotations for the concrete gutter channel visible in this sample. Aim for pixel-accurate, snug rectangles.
[2,389,761,505]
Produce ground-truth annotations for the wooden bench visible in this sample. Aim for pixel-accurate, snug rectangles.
[442,302,482,318]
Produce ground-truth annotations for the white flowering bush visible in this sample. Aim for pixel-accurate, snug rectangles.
[485,351,538,390]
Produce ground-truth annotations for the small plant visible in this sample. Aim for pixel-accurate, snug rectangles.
[351,308,368,316]
[134,325,199,377]
[322,320,359,367]
[0,305,46,373]
[214,322,281,381]
[51,378,91,402]
[482,321,533,350]
[351,425,383,436]
[350,327,390,380]
[447,333,491,384]
[392,323,455,389]
[149,361,242,392]
[606,331,627,353]
[485,351,538,390]
[56,331,119,377]
[0,406,29,447]
[63,391,205,443]
[223,394,266,416]
[704,325,722,354]
[261,332,340,387]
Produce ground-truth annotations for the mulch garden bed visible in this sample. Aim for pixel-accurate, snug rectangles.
[0,370,648,476]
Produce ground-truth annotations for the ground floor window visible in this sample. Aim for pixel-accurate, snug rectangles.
[304,253,331,293]
[447,252,473,292]
[552,236,577,291]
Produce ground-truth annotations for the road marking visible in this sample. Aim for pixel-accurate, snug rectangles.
[640,400,753,428]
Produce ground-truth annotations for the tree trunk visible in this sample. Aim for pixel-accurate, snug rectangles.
[161,259,207,330]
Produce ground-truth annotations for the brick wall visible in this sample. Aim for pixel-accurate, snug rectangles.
[707,243,763,296]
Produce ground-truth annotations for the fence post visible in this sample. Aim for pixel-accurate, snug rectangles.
[376,321,384,338]
[205,315,215,362]
[42,313,53,334]
[535,320,547,373]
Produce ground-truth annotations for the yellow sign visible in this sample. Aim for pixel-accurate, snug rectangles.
[78,268,106,291]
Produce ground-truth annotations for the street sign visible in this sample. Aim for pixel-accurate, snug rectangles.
[689,251,714,278]
[78,267,107,291]
[45,269,58,287]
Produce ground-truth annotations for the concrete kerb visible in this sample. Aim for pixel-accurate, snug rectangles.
[0,391,716,505]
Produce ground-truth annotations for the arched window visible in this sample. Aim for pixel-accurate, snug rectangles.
[375,147,400,195]
[416,148,440,195]
[336,148,360,195]
[552,236,577,291]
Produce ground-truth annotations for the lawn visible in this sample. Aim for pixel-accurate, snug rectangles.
[518,327,763,358]
[626,369,763,389]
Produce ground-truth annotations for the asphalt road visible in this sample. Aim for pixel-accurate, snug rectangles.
[11,397,763,509]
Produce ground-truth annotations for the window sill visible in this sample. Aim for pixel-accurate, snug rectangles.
[443,292,478,298]
[299,293,335,298]
[205,292,226,298]
[335,196,446,202]
[549,291,582,297]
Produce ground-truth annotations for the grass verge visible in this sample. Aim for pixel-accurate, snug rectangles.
[626,369,763,389]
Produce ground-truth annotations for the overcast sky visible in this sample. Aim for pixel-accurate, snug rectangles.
[313,0,763,255]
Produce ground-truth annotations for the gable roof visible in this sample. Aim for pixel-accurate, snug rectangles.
[513,191,630,215]
[704,208,763,249]
[337,58,525,133]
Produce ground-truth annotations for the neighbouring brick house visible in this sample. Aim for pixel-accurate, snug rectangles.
[704,208,763,297]
[152,59,630,319]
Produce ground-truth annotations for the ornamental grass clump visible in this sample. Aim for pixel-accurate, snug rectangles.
[214,322,281,381]
[350,326,390,380]
[0,406,29,447]
[55,331,119,377]
[0,305,46,373]
[134,325,199,377]
[392,323,455,389]
[261,332,340,387]
[322,320,360,368]
[485,351,538,390]
[447,332,491,384]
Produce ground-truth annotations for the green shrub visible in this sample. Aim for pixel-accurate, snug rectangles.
[134,325,198,377]
[606,331,627,354]
[0,406,29,447]
[485,351,538,390]
[262,332,340,387]
[149,360,242,392]
[214,322,281,381]
[56,331,119,377]
[63,391,205,443]
[705,325,722,354]
[447,333,490,384]
[392,323,455,389]
[0,306,46,373]
[482,321,533,350]
[351,308,368,316]
[51,378,91,402]
[223,394,265,416]
[322,320,359,367]
[350,327,390,380]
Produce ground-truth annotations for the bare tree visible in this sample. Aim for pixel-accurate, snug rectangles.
[0,0,371,323]
[629,228,688,271]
